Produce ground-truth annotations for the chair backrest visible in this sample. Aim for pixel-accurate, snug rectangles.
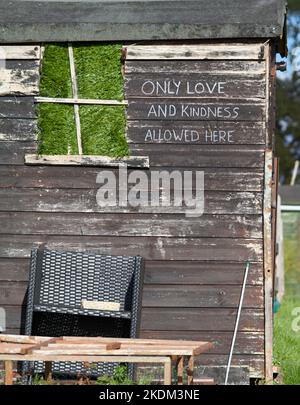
[31,248,144,313]
[32,250,142,311]
[24,248,144,378]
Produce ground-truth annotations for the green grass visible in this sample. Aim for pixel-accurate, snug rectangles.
[274,232,300,384]
[38,43,128,157]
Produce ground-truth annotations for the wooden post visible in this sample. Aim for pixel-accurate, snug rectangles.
[163,357,172,385]
[187,356,194,385]
[44,361,52,383]
[4,360,13,385]
[264,149,274,384]
[176,356,184,385]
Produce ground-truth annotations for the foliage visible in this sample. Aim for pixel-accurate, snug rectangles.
[288,0,300,11]
[276,10,300,182]
[38,43,128,157]
[274,221,300,384]
[95,364,150,385]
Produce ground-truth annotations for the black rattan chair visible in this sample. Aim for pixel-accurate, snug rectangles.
[24,248,144,378]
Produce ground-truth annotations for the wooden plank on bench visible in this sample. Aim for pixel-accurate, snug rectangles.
[0,334,50,344]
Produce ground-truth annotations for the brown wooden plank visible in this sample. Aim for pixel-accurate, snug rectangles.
[129,145,265,168]
[20,337,59,355]
[0,46,40,60]
[127,99,265,121]
[140,331,264,355]
[141,308,264,331]
[6,60,40,70]
[0,212,263,238]
[25,154,149,168]
[0,306,26,330]
[0,335,50,344]
[0,235,263,261]
[58,336,210,347]
[144,261,263,285]
[125,44,266,61]
[0,166,264,191]
[0,97,36,119]
[0,68,39,96]
[125,74,265,99]
[0,189,262,215]
[0,141,37,165]
[142,285,264,308]
[0,119,37,141]
[0,282,27,305]
[127,121,265,145]
[0,282,264,308]
[125,61,266,75]
[0,258,29,282]
[0,342,33,354]
[193,354,264,377]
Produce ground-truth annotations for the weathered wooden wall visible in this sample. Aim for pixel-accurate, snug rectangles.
[123,43,272,381]
[0,42,275,383]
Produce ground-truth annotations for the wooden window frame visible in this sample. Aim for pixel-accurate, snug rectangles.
[25,43,149,169]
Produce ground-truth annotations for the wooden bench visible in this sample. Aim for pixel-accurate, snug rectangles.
[0,334,213,385]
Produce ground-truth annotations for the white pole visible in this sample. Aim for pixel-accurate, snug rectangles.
[224,261,250,385]
[290,161,299,186]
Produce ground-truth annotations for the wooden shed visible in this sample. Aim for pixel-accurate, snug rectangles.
[0,0,287,384]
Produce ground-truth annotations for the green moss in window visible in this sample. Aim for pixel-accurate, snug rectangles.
[73,44,124,100]
[38,43,128,157]
[38,44,76,154]
[38,104,78,155]
[80,106,127,156]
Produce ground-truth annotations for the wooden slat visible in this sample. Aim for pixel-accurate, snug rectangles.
[25,154,149,168]
[0,189,263,214]
[193,354,264,377]
[5,60,40,70]
[0,282,27,305]
[0,235,263,261]
[142,285,264,308]
[264,149,274,383]
[127,99,265,121]
[0,46,40,60]
[0,259,264,285]
[124,44,265,61]
[125,61,266,75]
[0,258,29,282]
[0,68,39,96]
[125,75,265,99]
[20,337,59,355]
[141,308,264,331]
[140,331,264,355]
[35,97,128,106]
[0,212,263,238]
[0,282,264,307]
[0,342,34,354]
[0,166,264,191]
[0,142,37,165]
[59,336,209,346]
[144,261,263,286]
[0,306,25,330]
[33,347,205,356]
[127,121,266,145]
[0,119,37,141]
[0,97,36,119]
[129,145,265,167]
[0,335,50,344]
[0,354,173,364]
